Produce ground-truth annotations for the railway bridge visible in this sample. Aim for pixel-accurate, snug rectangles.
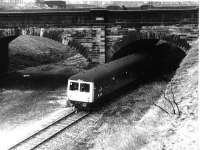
[0,8,198,73]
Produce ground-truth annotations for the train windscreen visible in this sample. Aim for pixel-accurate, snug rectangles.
[80,83,90,92]
[70,82,79,91]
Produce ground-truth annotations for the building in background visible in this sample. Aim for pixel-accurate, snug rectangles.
[0,0,198,10]
[44,0,66,9]
[0,0,36,8]
[0,0,36,6]
[0,0,23,6]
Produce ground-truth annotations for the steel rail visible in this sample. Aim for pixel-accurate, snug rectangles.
[9,110,89,150]
[30,112,89,150]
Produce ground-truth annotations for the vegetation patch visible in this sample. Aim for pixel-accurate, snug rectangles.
[80,80,167,150]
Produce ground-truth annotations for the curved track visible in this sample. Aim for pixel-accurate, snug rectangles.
[9,110,89,150]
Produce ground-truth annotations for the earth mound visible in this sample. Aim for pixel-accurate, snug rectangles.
[9,35,77,71]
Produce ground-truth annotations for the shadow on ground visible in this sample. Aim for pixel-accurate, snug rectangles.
[0,73,70,90]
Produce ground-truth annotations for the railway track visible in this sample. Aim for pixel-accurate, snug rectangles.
[9,110,89,150]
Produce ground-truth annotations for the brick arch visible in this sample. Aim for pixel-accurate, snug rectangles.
[108,31,190,61]
[0,31,91,75]
[108,31,189,75]
[68,40,92,62]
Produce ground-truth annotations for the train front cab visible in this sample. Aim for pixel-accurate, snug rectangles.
[67,79,94,106]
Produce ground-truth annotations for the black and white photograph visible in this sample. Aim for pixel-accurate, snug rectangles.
[0,0,198,149]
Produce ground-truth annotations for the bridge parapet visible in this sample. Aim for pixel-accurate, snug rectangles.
[0,8,198,64]
[0,8,198,28]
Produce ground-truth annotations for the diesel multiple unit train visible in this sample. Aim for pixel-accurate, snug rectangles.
[67,53,152,108]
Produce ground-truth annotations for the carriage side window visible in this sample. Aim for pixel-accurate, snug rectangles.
[70,82,79,91]
[80,83,90,92]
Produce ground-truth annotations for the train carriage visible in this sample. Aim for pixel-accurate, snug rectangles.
[67,53,152,108]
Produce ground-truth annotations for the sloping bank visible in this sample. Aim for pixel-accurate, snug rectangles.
[138,39,198,150]
[8,35,89,77]
[88,40,198,150]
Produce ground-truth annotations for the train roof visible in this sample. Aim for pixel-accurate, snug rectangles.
[69,54,147,82]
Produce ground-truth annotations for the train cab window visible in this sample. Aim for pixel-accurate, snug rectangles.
[70,82,79,91]
[123,71,128,77]
[80,83,90,92]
